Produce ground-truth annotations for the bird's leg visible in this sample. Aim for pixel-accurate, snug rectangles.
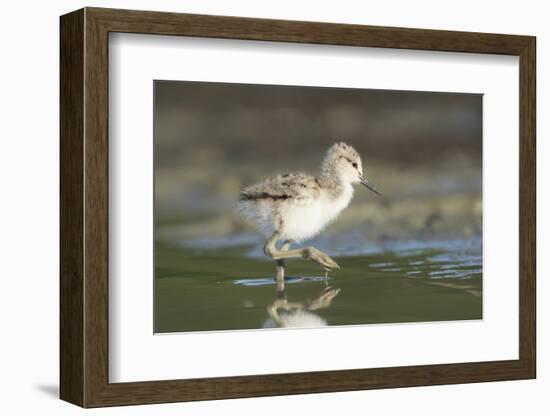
[275,259,285,293]
[264,232,340,271]
[275,240,292,293]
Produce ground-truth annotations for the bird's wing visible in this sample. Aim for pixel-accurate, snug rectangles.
[240,172,321,203]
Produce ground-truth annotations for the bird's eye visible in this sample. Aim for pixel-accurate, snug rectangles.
[352,162,358,169]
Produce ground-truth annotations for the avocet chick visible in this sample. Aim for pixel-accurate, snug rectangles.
[237,142,381,286]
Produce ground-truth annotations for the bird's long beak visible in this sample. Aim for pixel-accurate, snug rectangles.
[359,175,383,196]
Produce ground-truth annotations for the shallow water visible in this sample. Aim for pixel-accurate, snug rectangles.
[154,236,482,333]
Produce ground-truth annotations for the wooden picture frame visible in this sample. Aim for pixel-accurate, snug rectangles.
[60,7,536,408]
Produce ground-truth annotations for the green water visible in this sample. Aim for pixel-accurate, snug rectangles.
[154,239,482,333]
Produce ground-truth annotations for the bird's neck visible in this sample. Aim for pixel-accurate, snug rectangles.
[318,171,352,201]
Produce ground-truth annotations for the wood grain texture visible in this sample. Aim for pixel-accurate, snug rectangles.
[59,8,84,407]
[59,7,537,408]
[88,7,532,54]
[518,38,536,375]
[83,10,110,406]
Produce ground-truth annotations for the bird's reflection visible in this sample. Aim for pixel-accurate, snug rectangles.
[262,285,341,328]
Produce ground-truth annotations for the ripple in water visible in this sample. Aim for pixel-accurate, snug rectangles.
[233,276,330,286]
[179,232,482,281]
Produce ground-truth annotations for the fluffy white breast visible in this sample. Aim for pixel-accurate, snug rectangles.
[280,183,354,241]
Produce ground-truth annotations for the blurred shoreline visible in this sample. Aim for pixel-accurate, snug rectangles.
[157,156,482,246]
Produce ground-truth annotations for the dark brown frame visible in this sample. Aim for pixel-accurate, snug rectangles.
[60,7,536,408]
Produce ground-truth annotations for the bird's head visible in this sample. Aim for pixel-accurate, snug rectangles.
[322,142,382,196]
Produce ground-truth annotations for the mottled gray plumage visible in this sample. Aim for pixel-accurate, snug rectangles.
[240,172,321,202]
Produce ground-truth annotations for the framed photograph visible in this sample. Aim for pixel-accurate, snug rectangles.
[60,7,536,408]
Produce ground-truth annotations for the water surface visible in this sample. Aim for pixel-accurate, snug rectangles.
[155,236,482,333]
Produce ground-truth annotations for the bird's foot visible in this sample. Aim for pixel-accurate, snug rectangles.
[303,247,340,270]
[320,286,341,302]
[307,287,341,311]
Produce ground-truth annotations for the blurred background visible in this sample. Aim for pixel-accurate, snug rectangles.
[155,80,482,244]
[154,80,482,333]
